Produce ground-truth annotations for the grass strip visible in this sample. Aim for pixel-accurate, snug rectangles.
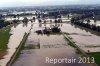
[0,26,11,51]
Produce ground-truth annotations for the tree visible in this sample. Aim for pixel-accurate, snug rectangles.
[33,17,36,22]
[87,19,91,23]
[23,17,28,23]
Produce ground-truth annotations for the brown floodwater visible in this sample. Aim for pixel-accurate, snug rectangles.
[0,22,32,66]
[61,22,100,52]
[1,17,99,66]
[5,16,35,21]
[84,20,100,26]
[12,22,92,66]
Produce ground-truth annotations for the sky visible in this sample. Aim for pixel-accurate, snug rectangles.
[0,0,100,7]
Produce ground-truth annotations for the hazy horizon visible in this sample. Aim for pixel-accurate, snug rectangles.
[0,0,100,7]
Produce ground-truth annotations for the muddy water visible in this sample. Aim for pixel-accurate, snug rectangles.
[1,18,99,66]
[12,23,91,66]
[61,22,100,52]
[0,22,32,66]
[84,20,100,26]
[5,15,35,21]
[12,49,91,66]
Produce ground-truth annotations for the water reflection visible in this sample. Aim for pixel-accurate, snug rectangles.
[72,23,100,36]
[13,23,18,28]
[12,27,91,66]
[11,18,89,66]
[22,23,28,27]
[39,23,42,27]
[1,17,100,66]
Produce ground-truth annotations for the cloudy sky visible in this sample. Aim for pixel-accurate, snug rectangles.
[0,0,100,7]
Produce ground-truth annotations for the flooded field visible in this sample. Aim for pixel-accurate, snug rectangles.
[61,22,100,52]
[84,20,100,26]
[0,22,32,66]
[5,16,34,21]
[12,22,92,66]
[0,17,100,66]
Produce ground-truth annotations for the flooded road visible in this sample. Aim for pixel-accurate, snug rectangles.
[0,22,32,66]
[12,21,92,66]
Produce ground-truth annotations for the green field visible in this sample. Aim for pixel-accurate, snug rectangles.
[0,26,11,51]
[88,52,100,66]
